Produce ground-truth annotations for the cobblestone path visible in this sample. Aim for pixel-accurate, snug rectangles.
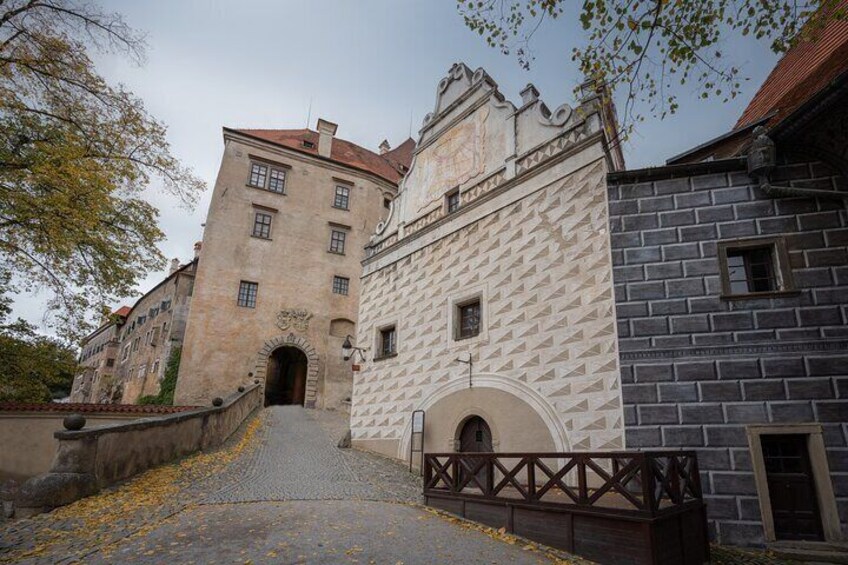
[0,407,574,564]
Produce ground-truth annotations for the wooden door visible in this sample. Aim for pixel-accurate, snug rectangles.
[459,416,492,491]
[761,434,824,541]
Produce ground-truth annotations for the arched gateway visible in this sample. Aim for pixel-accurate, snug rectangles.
[254,333,320,408]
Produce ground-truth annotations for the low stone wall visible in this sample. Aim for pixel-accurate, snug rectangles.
[13,384,262,517]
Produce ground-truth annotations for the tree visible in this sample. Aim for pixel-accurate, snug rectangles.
[0,0,204,342]
[459,0,847,135]
[0,287,78,402]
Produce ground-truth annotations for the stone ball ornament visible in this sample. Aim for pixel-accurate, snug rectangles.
[63,414,86,431]
[212,397,223,407]
[238,386,245,393]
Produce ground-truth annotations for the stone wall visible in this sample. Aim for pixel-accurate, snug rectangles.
[14,385,261,516]
[608,159,848,544]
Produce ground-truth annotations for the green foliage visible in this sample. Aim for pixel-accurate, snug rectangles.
[136,346,180,406]
[458,0,847,135]
[0,1,205,341]
[0,291,78,402]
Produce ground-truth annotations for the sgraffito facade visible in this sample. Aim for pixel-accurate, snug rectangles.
[352,63,626,460]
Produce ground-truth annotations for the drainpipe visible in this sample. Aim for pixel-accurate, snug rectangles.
[748,126,848,204]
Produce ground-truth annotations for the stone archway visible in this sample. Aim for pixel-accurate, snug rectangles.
[254,333,320,408]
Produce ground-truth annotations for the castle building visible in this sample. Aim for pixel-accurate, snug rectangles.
[608,12,848,545]
[69,306,129,403]
[351,63,625,461]
[117,255,198,403]
[174,121,413,409]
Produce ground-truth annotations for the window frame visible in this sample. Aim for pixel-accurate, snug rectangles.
[376,324,397,360]
[456,299,482,340]
[237,280,258,308]
[333,184,351,210]
[252,211,273,239]
[328,228,347,255]
[717,237,796,299]
[446,189,460,214]
[332,275,350,296]
[246,160,288,194]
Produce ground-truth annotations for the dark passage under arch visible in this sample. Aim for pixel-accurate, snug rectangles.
[265,346,308,406]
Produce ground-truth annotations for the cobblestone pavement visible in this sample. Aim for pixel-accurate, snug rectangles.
[0,407,576,564]
[206,406,421,504]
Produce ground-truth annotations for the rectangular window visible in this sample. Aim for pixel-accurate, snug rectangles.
[718,238,794,298]
[268,168,286,193]
[252,212,273,239]
[329,229,347,254]
[333,185,350,210]
[161,299,171,311]
[458,300,481,339]
[106,358,115,368]
[237,281,258,308]
[447,190,460,213]
[332,276,350,295]
[248,163,268,188]
[379,326,397,357]
[383,197,391,209]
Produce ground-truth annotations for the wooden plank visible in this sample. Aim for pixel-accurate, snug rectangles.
[465,500,508,530]
[513,506,574,552]
[572,513,647,565]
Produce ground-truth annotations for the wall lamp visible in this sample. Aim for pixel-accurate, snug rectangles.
[342,335,367,362]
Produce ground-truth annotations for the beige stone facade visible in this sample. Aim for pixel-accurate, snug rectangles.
[174,123,409,409]
[69,313,125,403]
[352,64,626,462]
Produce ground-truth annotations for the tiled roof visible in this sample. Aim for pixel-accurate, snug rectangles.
[736,3,848,129]
[230,128,414,184]
[0,402,198,414]
[113,306,131,318]
[381,138,416,174]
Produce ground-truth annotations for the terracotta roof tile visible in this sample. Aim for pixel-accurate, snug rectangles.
[0,402,198,414]
[113,306,131,318]
[231,128,414,184]
[736,2,848,129]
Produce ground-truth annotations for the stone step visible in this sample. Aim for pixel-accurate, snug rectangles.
[768,541,848,564]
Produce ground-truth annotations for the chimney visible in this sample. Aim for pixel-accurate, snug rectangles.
[379,139,391,155]
[520,83,540,105]
[169,258,181,275]
[194,241,202,259]
[316,118,338,158]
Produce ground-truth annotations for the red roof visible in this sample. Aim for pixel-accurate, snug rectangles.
[736,2,848,129]
[0,402,198,414]
[230,128,414,184]
[113,306,131,318]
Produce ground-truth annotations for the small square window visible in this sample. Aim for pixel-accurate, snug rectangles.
[237,281,258,308]
[332,276,350,295]
[447,190,460,213]
[252,212,273,239]
[334,185,350,210]
[248,163,267,188]
[379,326,396,357]
[457,300,481,339]
[302,140,315,149]
[718,238,794,298]
[268,169,286,193]
[329,229,347,254]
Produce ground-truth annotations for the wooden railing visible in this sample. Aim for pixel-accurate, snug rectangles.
[423,451,702,517]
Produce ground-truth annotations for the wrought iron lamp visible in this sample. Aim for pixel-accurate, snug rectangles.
[342,335,367,362]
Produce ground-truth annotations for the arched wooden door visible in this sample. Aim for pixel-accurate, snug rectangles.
[458,416,493,490]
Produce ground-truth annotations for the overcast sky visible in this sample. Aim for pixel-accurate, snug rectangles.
[13,0,781,335]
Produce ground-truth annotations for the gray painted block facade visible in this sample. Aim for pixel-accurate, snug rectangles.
[608,160,848,544]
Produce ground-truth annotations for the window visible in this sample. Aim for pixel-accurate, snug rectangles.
[379,326,396,358]
[161,299,171,311]
[237,281,258,308]
[252,212,273,239]
[268,169,286,193]
[247,162,286,193]
[718,238,794,298]
[152,359,160,375]
[333,185,350,210]
[329,229,347,254]
[457,300,481,339]
[248,163,267,188]
[106,358,115,368]
[332,276,350,295]
[446,190,460,213]
[302,140,315,149]
[383,197,391,209]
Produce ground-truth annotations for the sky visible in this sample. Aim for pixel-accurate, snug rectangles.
[13,0,781,335]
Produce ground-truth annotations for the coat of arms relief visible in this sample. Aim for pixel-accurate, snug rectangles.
[276,309,312,332]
